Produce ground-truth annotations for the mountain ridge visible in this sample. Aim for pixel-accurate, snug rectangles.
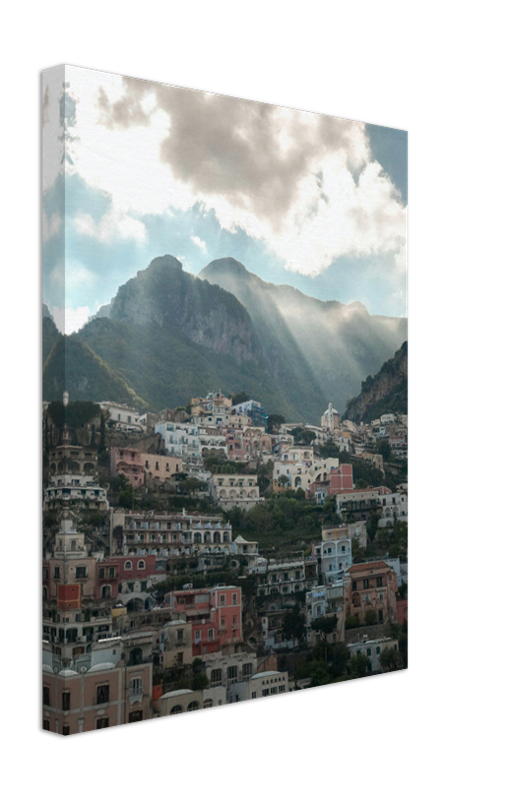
[43,255,407,423]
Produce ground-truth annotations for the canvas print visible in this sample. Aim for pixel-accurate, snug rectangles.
[42,66,408,735]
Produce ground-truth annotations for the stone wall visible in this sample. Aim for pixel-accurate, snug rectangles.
[345,621,392,644]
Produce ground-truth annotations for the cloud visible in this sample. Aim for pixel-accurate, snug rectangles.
[52,305,90,335]
[57,67,407,293]
[97,79,153,128]
[191,235,207,253]
[74,209,146,242]
[42,210,62,242]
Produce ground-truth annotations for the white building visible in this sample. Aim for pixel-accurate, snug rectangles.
[377,492,408,527]
[321,402,341,432]
[203,651,258,694]
[45,434,109,511]
[347,637,399,673]
[155,422,201,458]
[316,537,353,584]
[99,402,146,432]
[209,474,261,510]
[305,581,345,645]
[228,670,289,703]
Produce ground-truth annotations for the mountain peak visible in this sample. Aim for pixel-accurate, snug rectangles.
[202,257,250,278]
[140,254,183,277]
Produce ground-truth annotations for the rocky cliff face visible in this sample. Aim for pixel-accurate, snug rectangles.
[200,258,408,417]
[343,341,408,422]
[108,255,263,363]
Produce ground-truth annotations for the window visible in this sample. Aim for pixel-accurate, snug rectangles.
[96,685,109,705]
[43,720,50,731]
[96,718,109,728]
[227,666,238,681]
[262,689,269,697]
[376,646,380,655]
[54,566,60,580]
[195,630,201,642]
[278,685,285,692]
[270,687,277,694]
[352,580,357,590]
[187,701,199,712]
[170,705,183,715]
[130,678,143,695]
[125,561,132,570]
[220,594,226,606]
[376,576,383,587]
[99,567,105,579]
[177,629,184,642]
[251,692,257,699]
[43,687,50,706]
[363,579,369,589]
[62,691,70,711]
[232,593,238,605]
[208,628,214,641]
[75,566,87,579]
[109,567,115,579]
[211,669,222,686]
[242,662,253,678]
[63,726,70,735]
[138,560,145,570]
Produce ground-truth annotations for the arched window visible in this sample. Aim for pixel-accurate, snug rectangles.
[203,699,213,709]
[187,701,199,712]
[170,705,183,715]
[101,585,111,599]
[137,560,145,570]
[125,561,132,570]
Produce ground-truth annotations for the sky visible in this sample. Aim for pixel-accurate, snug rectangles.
[42,67,407,334]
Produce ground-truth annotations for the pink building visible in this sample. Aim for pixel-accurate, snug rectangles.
[107,555,159,595]
[110,447,145,488]
[164,585,243,657]
[397,599,408,626]
[143,452,182,481]
[42,661,152,734]
[307,463,354,499]
[328,464,353,493]
[226,430,251,460]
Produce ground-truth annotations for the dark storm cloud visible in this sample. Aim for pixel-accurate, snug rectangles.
[97,78,152,128]
[97,77,367,223]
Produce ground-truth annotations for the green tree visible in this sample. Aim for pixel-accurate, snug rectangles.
[267,414,285,433]
[345,616,360,630]
[377,439,392,462]
[364,609,377,626]
[311,615,337,637]
[309,662,332,687]
[367,511,381,541]
[380,646,403,672]
[281,604,306,643]
[349,653,369,678]
[330,643,350,677]
[231,391,250,406]
[99,412,106,452]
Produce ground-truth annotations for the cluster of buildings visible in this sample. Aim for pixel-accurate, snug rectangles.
[42,392,407,734]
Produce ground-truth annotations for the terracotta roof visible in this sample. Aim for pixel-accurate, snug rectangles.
[347,562,389,573]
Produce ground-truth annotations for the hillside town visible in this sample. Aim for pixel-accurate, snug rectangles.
[42,390,408,734]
